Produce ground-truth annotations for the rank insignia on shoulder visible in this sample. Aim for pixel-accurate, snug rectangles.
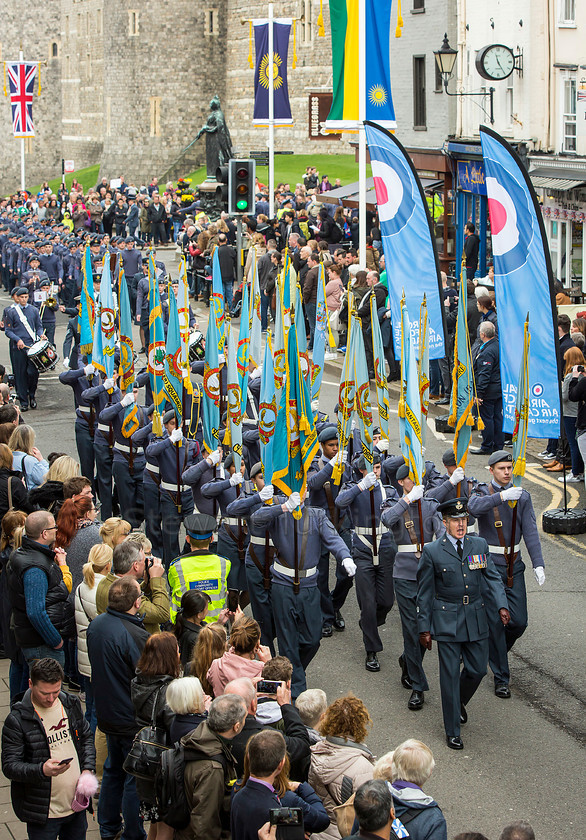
[467,554,488,570]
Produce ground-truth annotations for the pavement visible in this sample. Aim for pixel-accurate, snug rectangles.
[0,248,584,839]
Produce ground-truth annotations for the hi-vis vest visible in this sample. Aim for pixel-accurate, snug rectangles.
[167,551,231,620]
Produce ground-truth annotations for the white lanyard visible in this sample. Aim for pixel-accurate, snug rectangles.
[13,305,37,343]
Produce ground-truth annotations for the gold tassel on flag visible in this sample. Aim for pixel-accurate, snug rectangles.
[292,20,297,69]
[248,21,254,69]
[395,0,404,38]
[317,0,325,37]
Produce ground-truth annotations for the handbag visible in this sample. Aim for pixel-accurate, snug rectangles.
[329,308,341,332]
[123,686,169,780]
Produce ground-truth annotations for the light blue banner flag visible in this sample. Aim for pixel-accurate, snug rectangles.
[249,252,262,368]
[448,260,476,469]
[237,281,250,416]
[311,264,328,400]
[259,331,277,484]
[99,253,116,379]
[224,323,243,471]
[365,121,445,360]
[211,247,225,351]
[163,289,184,423]
[202,296,221,454]
[79,245,95,358]
[91,287,104,374]
[400,298,424,484]
[352,312,374,466]
[370,293,390,441]
[418,298,430,452]
[480,126,560,437]
[294,285,310,383]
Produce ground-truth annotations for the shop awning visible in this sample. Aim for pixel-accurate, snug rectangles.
[529,165,586,191]
[315,177,444,209]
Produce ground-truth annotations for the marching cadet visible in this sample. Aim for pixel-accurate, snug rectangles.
[131,411,164,559]
[467,450,546,699]
[425,449,478,534]
[417,498,510,750]
[145,409,199,568]
[201,453,251,599]
[99,384,150,528]
[335,452,398,672]
[182,446,222,516]
[381,463,444,710]
[307,426,354,637]
[59,359,97,487]
[381,452,443,496]
[4,286,45,412]
[251,486,355,698]
[81,371,121,519]
[30,277,58,345]
[225,462,276,653]
[167,513,231,621]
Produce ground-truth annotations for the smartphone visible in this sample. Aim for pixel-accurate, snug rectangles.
[269,808,304,840]
[58,757,74,766]
[256,679,281,695]
[226,589,239,612]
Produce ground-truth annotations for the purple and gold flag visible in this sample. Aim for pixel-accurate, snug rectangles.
[253,18,293,125]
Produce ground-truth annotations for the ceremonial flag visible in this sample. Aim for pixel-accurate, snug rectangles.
[335,307,356,485]
[273,278,286,395]
[118,272,139,437]
[147,255,166,435]
[400,298,423,484]
[91,288,104,373]
[253,18,293,124]
[326,0,396,131]
[480,126,560,438]
[79,245,95,358]
[364,121,445,359]
[259,331,277,484]
[177,257,193,394]
[202,294,221,454]
[371,292,390,441]
[211,247,225,350]
[448,260,477,469]
[163,290,184,422]
[294,285,310,383]
[237,282,250,416]
[224,323,243,471]
[272,318,319,511]
[418,297,430,452]
[352,311,374,465]
[311,264,335,400]
[94,254,116,378]
[511,316,531,490]
[5,62,38,137]
[249,253,263,368]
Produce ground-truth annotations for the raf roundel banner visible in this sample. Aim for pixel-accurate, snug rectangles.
[480,126,561,438]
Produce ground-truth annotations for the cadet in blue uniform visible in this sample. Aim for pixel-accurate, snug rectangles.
[182,448,220,517]
[225,461,276,653]
[307,426,354,637]
[467,450,546,698]
[424,449,478,534]
[336,453,398,672]
[4,286,45,411]
[59,359,97,486]
[81,372,121,519]
[131,413,163,557]
[417,498,510,749]
[381,453,443,496]
[251,487,354,698]
[381,463,444,709]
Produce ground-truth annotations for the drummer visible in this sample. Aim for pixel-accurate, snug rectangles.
[4,286,46,412]
[31,277,59,345]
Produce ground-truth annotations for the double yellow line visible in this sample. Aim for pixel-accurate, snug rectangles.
[525,463,585,554]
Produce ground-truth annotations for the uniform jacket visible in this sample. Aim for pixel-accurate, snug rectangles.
[473,336,501,401]
[380,497,444,580]
[416,534,508,642]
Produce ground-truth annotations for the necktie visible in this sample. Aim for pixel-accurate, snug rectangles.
[456,539,463,558]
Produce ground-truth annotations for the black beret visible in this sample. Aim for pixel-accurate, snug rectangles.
[488,450,512,466]
[318,425,338,444]
[442,449,457,467]
[250,461,263,479]
[184,513,217,540]
[396,463,410,481]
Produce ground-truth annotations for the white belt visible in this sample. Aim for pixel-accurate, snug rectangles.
[115,442,144,455]
[273,561,317,579]
[222,516,242,526]
[97,422,111,433]
[250,535,270,546]
[355,525,386,536]
[160,481,190,493]
[78,406,91,415]
[396,544,421,554]
[146,463,159,474]
[489,544,521,555]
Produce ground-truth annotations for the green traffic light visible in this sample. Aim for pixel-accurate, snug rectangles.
[236,199,248,210]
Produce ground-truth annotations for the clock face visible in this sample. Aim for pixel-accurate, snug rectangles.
[478,44,515,80]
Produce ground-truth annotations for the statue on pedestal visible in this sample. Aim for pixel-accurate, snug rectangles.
[195,96,233,179]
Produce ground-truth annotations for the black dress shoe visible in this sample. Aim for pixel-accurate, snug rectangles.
[469,446,492,455]
[460,703,468,724]
[408,689,424,710]
[436,397,450,405]
[333,610,345,631]
[398,654,412,690]
[365,651,380,672]
[30,397,37,409]
[494,683,511,699]
[20,405,29,412]
[321,624,333,638]
[446,736,464,750]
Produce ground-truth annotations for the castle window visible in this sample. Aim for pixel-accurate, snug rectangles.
[150,97,161,137]
[129,10,139,37]
[205,8,218,37]
[51,42,59,58]
[303,0,313,44]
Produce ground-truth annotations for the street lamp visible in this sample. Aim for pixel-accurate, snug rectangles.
[434,33,495,125]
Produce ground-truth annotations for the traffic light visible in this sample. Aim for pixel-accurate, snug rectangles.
[215,165,229,212]
[228,159,256,215]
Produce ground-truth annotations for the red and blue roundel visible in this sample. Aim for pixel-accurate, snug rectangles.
[371,156,416,237]
[486,161,534,275]
[532,383,544,398]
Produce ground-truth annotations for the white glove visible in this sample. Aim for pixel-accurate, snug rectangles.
[501,486,522,502]
[342,558,357,577]
[534,566,545,586]
[311,399,319,413]
[121,393,135,408]
[329,451,343,467]
[218,353,225,365]
[358,471,377,491]
[259,485,274,501]
[406,484,424,503]
[449,467,465,486]
[84,363,95,376]
[284,491,301,512]
[249,365,262,381]
[229,472,244,487]
[103,378,115,391]
[170,428,183,443]
[377,438,389,452]
[207,449,222,466]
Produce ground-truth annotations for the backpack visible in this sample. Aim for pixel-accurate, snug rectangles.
[155,742,229,830]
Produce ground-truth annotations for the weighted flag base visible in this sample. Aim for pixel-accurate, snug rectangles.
[542,508,586,535]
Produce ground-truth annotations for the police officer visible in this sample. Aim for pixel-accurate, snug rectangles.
[307,426,354,637]
[225,462,276,653]
[336,453,397,672]
[425,449,478,534]
[167,513,231,621]
[417,498,510,749]
[251,487,354,698]
[59,359,97,487]
[81,372,121,519]
[4,286,45,411]
[381,463,444,709]
[467,450,546,699]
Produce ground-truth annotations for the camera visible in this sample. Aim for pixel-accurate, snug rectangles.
[7,374,15,388]
[256,679,281,695]
[269,808,304,840]
[578,365,585,373]
[226,588,239,612]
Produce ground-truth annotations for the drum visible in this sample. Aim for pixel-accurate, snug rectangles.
[188,331,205,363]
[27,339,59,373]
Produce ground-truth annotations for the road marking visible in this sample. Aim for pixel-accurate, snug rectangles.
[526,464,581,507]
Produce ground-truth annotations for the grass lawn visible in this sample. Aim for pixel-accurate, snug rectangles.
[30,164,100,197]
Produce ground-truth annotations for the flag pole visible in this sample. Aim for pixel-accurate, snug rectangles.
[19,48,25,192]
[358,0,367,270]
[268,2,275,218]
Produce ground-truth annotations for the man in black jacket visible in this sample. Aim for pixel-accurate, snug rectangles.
[216,233,237,311]
[147,194,167,246]
[87,577,148,840]
[464,222,480,280]
[2,657,96,837]
[470,322,504,455]
[357,271,387,379]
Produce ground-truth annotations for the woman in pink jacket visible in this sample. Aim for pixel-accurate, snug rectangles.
[206,615,271,697]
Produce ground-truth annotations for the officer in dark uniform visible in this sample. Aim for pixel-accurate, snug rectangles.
[336,453,398,672]
[251,487,354,698]
[425,449,478,534]
[381,463,444,709]
[4,286,45,411]
[59,359,97,487]
[307,426,354,637]
[417,497,510,749]
[467,450,546,698]
[131,411,164,558]
[81,372,121,519]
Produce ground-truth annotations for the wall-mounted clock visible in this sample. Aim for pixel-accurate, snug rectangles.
[475,44,515,81]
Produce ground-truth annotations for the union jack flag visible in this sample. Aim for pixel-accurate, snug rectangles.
[6,62,37,138]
